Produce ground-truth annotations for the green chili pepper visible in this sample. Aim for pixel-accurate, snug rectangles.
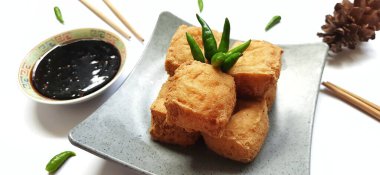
[265,15,281,31]
[186,32,205,63]
[211,52,226,68]
[54,6,64,24]
[196,14,218,62]
[226,40,251,57]
[45,151,76,173]
[198,0,203,12]
[218,18,230,53]
[221,52,243,72]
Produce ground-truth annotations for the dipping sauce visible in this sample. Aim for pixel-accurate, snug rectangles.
[32,40,121,100]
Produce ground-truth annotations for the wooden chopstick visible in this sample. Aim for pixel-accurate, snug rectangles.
[325,81,380,111]
[103,0,144,42]
[322,81,380,121]
[79,0,132,40]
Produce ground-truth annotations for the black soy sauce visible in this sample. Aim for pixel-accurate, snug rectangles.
[32,40,121,100]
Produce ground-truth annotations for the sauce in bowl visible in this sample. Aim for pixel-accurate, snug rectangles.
[32,40,121,100]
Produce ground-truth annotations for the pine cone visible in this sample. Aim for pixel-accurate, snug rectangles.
[317,0,380,52]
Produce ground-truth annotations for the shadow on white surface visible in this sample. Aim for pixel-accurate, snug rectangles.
[326,43,372,67]
[97,160,140,175]
[34,97,104,137]
[33,74,129,137]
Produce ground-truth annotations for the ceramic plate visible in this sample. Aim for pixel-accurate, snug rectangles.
[69,11,328,175]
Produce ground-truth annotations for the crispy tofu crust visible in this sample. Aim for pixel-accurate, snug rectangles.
[165,25,222,76]
[150,81,200,146]
[165,61,236,138]
[202,99,269,163]
[228,40,282,99]
[264,84,277,110]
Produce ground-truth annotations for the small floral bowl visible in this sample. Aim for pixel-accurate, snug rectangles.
[18,28,127,105]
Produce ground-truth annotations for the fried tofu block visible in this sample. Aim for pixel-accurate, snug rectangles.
[165,61,236,138]
[228,40,282,98]
[203,99,269,163]
[264,84,277,110]
[150,81,200,146]
[165,25,222,76]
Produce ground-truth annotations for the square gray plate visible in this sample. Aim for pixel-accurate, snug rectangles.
[69,11,328,175]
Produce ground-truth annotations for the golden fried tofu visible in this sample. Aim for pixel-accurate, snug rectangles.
[165,61,236,138]
[165,25,222,76]
[203,99,269,163]
[264,84,277,110]
[150,81,200,146]
[228,40,282,99]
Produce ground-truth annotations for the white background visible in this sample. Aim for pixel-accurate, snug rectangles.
[1,0,380,174]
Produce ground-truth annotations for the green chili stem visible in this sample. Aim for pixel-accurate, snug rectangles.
[54,6,64,24]
[186,32,206,63]
[45,151,76,173]
[265,15,281,31]
[221,52,243,72]
[218,18,230,53]
[196,14,218,62]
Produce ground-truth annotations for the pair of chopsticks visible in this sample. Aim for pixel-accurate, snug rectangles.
[79,0,144,42]
[322,81,380,121]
